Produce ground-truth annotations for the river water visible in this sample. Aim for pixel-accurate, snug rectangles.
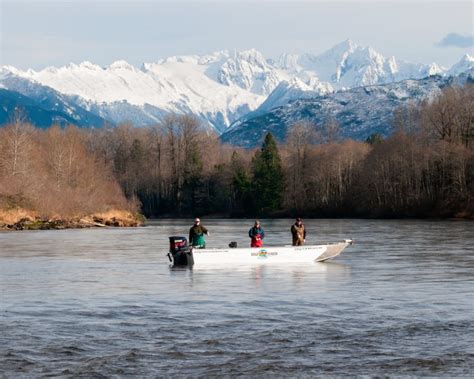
[0,219,473,376]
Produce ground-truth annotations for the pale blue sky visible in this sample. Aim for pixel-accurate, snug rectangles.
[1,0,472,69]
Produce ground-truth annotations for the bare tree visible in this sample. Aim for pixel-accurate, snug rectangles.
[285,121,317,212]
[0,109,34,178]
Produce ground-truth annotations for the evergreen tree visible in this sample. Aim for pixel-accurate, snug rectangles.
[251,133,284,215]
[366,133,384,145]
[207,163,231,214]
[230,151,253,215]
[182,142,204,214]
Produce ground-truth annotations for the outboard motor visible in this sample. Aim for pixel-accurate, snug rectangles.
[168,236,194,266]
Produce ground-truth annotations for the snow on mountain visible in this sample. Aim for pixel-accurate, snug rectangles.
[215,49,287,95]
[0,87,110,129]
[0,69,112,128]
[258,78,332,112]
[448,54,474,76]
[274,39,445,90]
[0,40,472,133]
[261,44,474,116]
[5,51,278,132]
[221,69,474,148]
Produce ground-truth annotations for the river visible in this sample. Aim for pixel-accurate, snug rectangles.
[1,219,473,376]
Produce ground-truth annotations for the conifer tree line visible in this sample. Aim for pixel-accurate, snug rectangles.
[0,84,473,219]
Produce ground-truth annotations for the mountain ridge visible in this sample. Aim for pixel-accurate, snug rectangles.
[1,40,472,133]
[0,88,111,128]
[220,69,474,147]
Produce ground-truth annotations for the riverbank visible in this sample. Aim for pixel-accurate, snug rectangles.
[0,209,145,230]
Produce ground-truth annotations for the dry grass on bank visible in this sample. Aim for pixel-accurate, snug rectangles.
[0,207,144,230]
[0,208,36,225]
[85,209,144,227]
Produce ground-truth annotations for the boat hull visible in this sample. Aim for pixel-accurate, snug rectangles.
[179,240,352,266]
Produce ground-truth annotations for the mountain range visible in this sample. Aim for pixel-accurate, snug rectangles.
[221,69,474,147]
[0,39,473,142]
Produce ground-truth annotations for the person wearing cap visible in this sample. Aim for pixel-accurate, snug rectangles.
[249,220,265,247]
[189,218,209,248]
[291,218,306,246]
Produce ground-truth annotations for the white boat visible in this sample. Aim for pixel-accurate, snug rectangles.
[168,238,353,266]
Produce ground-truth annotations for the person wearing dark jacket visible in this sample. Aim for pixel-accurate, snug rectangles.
[249,220,265,247]
[189,218,209,248]
[291,218,306,246]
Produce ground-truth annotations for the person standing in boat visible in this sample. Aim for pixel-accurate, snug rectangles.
[189,218,209,249]
[291,217,306,246]
[249,220,265,247]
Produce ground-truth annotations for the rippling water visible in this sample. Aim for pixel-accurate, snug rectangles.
[1,219,473,376]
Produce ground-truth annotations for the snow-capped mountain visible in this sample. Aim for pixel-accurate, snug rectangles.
[1,51,285,133]
[258,78,331,112]
[448,54,474,76]
[274,40,446,89]
[0,88,110,128]
[254,44,472,115]
[0,73,112,128]
[215,49,286,95]
[0,40,472,133]
[220,69,474,147]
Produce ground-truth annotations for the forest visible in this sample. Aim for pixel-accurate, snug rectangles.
[0,84,473,224]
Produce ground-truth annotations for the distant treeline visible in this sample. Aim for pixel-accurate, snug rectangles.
[1,84,473,219]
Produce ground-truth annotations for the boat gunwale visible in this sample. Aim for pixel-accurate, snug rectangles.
[191,239,353,254]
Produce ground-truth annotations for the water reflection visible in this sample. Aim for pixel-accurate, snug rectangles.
[170,261,351,292]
